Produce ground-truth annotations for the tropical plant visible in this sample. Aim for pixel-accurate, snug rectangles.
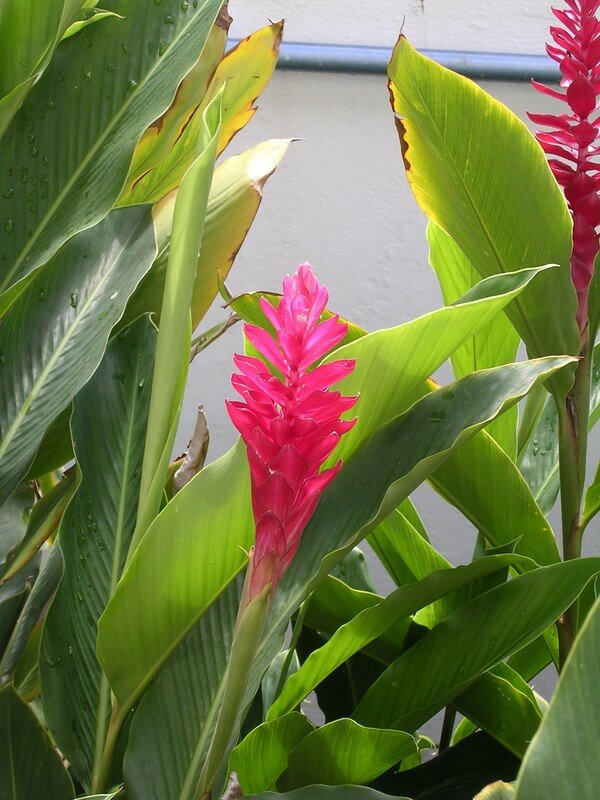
[1,0,599,799]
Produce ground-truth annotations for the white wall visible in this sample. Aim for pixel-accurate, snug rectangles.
[178,0,598,671]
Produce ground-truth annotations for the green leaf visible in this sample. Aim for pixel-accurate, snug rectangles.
[0,0,84,136]
[24,405,73,480]
[518,341,600,514]
[582,460,600,530]
[122,138,290,332]
[515,594,600,799]
[277,719,418,790]
[244,789,406,800]
[118,21,282,206]
[267,554,529,721]
[0,684,74,799]
[475,784,515,800]
[388,36,579,396]
[379,731,518,800]
[229,713,314,795]
[128,92,221,558]
[98,270,550,716]
[453,663,543,757]
[0,473,76,582]
[0,205,156,505]
[40,317,156,790]
[123,576,244,800]
[353,558,600,731]
[0,0,224,299]
[428,222,519,455]
[430,429,560,566]
[116,9,229,205]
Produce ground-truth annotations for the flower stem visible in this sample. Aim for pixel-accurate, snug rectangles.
[557,337,592,666]
[194,584,271,800]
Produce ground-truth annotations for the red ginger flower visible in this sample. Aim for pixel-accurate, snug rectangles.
[529,0,600,333]
[226,263,357,601]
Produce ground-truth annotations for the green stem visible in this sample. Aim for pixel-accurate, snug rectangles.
[439,705,456,752]
[556,338,592,665]
[92,704,128,793]
[194,584,271,800]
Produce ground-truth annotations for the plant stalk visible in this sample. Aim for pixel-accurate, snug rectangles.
[556,337,592,666]
[194,583,271,800]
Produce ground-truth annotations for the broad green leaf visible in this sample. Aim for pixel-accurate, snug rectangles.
[119,357,569,799]
[0,205,156,505]
[0,684,74,799]
[98,267,562,715]
[431,429,560,566]
[379,730,518,799]
[117,7,230,204]
[24,405,73,480]
[122,139,291,331]
[388,36,579,396]
[428,222,519,455]
[267,554,529,721]
[244,789,405,800]
[453,663,542,757]
[368,507,451,628]
[40,317,156,790]
[123,576,244,800]
[0,0,224,299]
[119,21,282,205]
[278,719,418,790]
[0,0,84,136]
[518,342,600,514]
[515,595,600,799]
[0,545,62,683]
[476,784,515,800]
[0,473,76,582]
[229,713,314,794]
[128,93,221,557]
[353,558,600,731]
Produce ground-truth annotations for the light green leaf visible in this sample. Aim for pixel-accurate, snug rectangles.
[0,0,224,299]
[0,205,156,505]
[267,554,529,721]
[518,341,600,515]
[428,222,519,455]
[0,0,84,136]
[40,317,156,790]
[0,473,76,582]
[118,21,282,206]
[122,138,291,332]
[431,429,560,566]
[515,595,600,799]
[388,36,579,396]
[128,91,221,557]
[353,558,600,731]
[244,788,406,800]
[0,684,74,799]
[229,713,314,795]
[61,9,123,41]
[278,719,418,790]
[453,662,543,757]
[476,783,516,800]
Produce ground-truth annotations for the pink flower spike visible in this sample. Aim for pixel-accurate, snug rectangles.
[227,263,357,601]
[530,0,600,333]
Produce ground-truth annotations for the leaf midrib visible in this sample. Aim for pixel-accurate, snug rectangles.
[92,348,147,784]
[2,0,220,293]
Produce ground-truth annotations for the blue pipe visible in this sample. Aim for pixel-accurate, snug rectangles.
[229,39,559,82]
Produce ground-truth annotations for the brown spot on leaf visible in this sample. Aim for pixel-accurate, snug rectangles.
[216,3,232,32]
